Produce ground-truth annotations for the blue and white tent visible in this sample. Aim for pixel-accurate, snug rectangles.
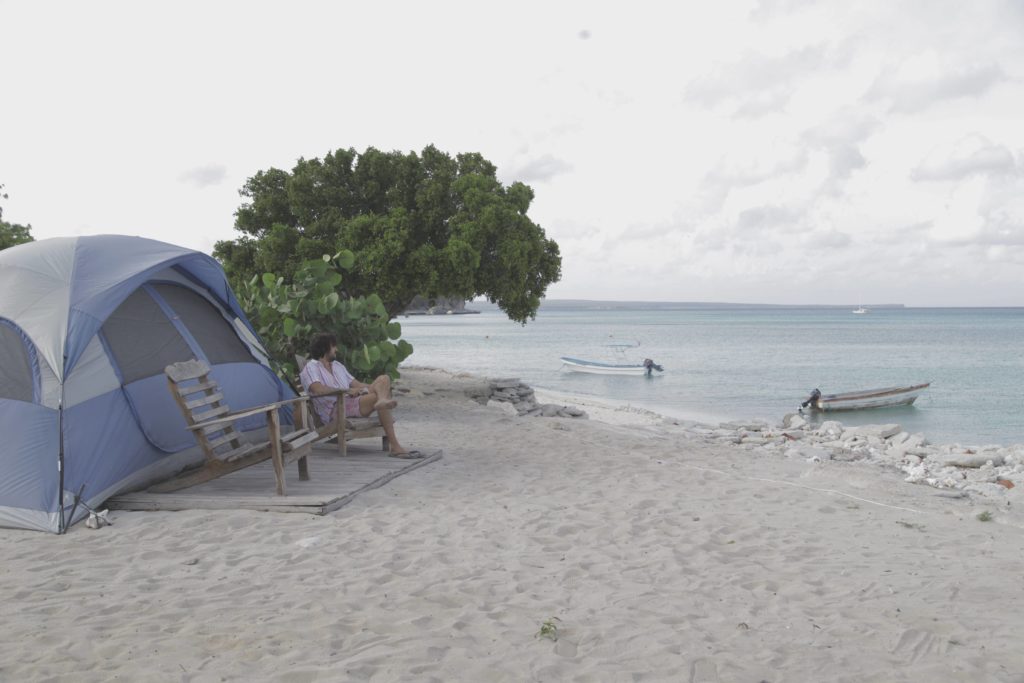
[0,235,291,533]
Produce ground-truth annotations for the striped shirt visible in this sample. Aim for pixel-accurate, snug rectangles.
[299,360,356,426]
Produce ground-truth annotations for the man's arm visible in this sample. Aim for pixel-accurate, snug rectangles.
[308,381,364,397]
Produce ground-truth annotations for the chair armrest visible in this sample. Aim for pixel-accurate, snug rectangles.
[303,388,351,399]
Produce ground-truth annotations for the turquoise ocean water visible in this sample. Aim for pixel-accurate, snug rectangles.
[399,304,1024,446]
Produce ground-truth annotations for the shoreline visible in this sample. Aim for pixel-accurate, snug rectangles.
[407,365,1024,528]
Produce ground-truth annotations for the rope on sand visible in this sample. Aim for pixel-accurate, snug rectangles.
[674,462,924,514]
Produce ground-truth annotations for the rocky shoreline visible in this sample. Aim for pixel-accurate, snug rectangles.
[473,375,1022,506]
[689,411,1022,498]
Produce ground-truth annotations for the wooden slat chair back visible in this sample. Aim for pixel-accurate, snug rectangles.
[151,359,319,495]
[295,355,388,457]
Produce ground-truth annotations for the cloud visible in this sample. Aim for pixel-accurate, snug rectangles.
[975,221,1024,246]
[178,164,227,188]
[873,221,933,245]
[802,108,879,191]
[736,205,801,233]
[911,135,1018,181]
[696,147,809,212]
[704,148,809,187]
[549,218,601,241]
[684,44,830,116]
[866,60,1007,113]
[507,154,573,183]
[804,229,851,248]
[618,217,697,243]
[749,0,822,21]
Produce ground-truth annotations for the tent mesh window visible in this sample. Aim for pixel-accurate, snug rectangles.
[152,285,255,365]
[0,322,34,402]
[101,288,196,384]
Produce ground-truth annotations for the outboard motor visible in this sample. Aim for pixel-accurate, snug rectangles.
[643,358,663,377]
[800,388,822,410]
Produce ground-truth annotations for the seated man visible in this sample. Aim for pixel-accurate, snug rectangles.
[299,332,422,459]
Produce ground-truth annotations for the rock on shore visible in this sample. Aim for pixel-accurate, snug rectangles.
[689,412,1023,500]
[469,378,588,419]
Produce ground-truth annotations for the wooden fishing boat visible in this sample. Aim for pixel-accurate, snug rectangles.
[801,382,930,411]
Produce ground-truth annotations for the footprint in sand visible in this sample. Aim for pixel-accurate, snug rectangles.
[690,657,720,683]
[554,638,578,658]
[892,628,951,662]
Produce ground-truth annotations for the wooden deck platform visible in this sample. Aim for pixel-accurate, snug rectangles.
[106,444,442,515]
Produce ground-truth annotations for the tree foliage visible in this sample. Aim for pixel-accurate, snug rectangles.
[0,184,34,251]
[238,250,413,383]
[214,145,561,323]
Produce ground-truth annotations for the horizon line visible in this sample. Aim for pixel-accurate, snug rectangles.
[470,298,1024,309]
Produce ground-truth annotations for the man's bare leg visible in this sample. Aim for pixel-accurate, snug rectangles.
[356,394,405,450]
[369,375,395,410]
[375,405,406,454]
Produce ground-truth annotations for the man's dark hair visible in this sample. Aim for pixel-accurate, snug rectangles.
[309,333,337,360]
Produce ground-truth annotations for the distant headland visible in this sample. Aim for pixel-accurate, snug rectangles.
[534,300,906,310]
[402,296,481,315]
[467,299,906,311]
[407,298,911,314]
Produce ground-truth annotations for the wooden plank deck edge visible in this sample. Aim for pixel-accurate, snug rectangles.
[105,451,443,516]
[321,450,443,515]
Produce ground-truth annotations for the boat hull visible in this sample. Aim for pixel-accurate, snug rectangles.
[811,383,931,412]
[560,357,650,376]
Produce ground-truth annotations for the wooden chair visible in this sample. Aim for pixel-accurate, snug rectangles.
[294,355,389,457]
[297,388,389,457]
[150,359,320,495]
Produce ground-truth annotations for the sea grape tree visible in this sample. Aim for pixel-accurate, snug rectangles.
[214,145,562,323]
[238,250,412,382]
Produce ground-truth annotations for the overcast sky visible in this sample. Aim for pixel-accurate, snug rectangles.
[3,1,1023,306]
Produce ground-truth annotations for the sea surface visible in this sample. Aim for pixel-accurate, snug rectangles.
[398,303,1024,447]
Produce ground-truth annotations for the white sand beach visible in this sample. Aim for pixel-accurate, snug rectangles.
[2,367,1023,682]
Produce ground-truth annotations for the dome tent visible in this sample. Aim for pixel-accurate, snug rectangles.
[0,235,292,533]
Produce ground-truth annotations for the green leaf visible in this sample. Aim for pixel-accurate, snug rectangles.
[335,249,355,269]
[386,322,402,340]
[324,292,340,310]
[283,317,297,337]
[262,273,276,288]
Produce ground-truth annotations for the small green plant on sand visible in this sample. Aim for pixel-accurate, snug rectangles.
[977,511,993,522]
[536,617,561,641]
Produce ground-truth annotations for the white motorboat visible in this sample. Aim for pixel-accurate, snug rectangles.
[852,306,868,314]
[560,356,663,376]
[560,343,664,376]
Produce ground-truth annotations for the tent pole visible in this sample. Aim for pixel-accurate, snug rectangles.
[57,366,67,534]
[58,401,65,534]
